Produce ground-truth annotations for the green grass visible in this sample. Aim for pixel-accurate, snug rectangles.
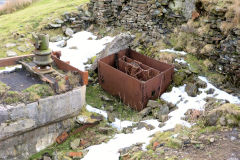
[86,84,140,121]
[0,0,89,58]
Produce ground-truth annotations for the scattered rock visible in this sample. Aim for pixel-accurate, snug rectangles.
[153,142,161,150]
[50,35,63,42]
[17,46,27,52]
[139,107,152,117]
[122,126,133,134]
[65,28,74,37]
[137,122,155,131]
[101,95,113,102]
[48,23,62,29]
[5,43,16,48]
[70,138,80,150]
[196,79,207,88]
[107,112,115,123]
[62,156,72,160]
[147,100,160,108]
[6,51,18,57]
[158,123,164,128]
[158,115,169,122]
[205,103,240,127]
[209,137,215,143]
[185,83,199,97]
[205,88,215,94]
[156,104,169,118]
[55,19,64,24]
[98,127,112,134]
[43,156,52,160]
[76,114,102,124]
[106,105,114,112]
[184,109,203,122]
[67,152,83,158]
[57,40,67,48]
[69,46,78,49]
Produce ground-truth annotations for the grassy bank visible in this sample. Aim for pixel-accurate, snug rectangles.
[0,0,89,58]
[0,0,38,15]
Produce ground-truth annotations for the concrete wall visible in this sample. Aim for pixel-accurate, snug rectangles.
[0,86,86,160]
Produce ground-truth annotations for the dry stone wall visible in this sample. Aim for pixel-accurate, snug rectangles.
[86,0,239,87]
[88,0,194,35]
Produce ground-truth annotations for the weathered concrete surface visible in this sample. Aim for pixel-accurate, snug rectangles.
[0,117,76,160]
[0,86,86,159]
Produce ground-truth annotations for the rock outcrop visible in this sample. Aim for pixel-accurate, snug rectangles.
[91,32,135,70]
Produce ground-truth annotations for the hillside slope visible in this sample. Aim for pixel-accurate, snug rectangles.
[0,0,88,58]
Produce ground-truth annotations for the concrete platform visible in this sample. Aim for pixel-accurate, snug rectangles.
[0,86,86,160]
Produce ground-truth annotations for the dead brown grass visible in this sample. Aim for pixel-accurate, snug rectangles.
[0,0,38,15]
[220,0,240,34]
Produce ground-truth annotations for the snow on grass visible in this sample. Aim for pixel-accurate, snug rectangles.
[175,58,187,64]
[84,75,240,160]
[159,49,187,55]
[52,32,239,160]
[0,65,22,74]
[161,76,240,130]
[49,31,114,71]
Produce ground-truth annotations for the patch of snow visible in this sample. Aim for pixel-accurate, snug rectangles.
[84,75,240,160]
[56,34,238,160]
[0,65,22,74]
[111,118,134,131]
[161,76,240,130]
[86,105,134,131]
[49,31,114,71]
[159,49,187,55]
[86,105,108,119]
[82,123,157,160]
[175,58,187,64]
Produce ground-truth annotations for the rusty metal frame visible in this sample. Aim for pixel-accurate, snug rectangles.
[98,48,174,111]
[0,54,88,86]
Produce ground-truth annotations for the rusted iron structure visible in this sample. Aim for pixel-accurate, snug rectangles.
[0,54,88,86]
[98,48,174,111]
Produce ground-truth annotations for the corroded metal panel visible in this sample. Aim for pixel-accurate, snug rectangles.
[98,48,174,111]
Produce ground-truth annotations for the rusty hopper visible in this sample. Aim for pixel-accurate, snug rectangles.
[98,48,174,111]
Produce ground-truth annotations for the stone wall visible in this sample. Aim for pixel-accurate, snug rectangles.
[0,86,86,159]
[86,0,239,87]
[88,0,194,36]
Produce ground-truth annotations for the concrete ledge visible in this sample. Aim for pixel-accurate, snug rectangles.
[0,85,86,141]
[0,116,76,160]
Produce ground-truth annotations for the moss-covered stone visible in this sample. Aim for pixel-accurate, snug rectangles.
[173,70,188,86]
[205,103,240,127]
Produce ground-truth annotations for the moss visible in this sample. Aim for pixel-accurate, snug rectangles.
[86,84,140,121]
[155,52,177,64]
[66,72,81,88]
[23,84,54,97]
[149,131,182,149]
[3,91,22,104]
[0,84,54,104]
[130,151,144,159]
[30,119,117,160]
[0,81,9,96]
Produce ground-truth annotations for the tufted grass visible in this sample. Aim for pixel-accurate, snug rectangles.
[0,0,89,58]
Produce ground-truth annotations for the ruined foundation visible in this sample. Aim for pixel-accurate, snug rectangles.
[0,86,86,160]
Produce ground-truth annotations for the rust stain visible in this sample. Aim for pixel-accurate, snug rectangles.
[52,54,88,85]
[56,131,69,144]
[98,48,174,111]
